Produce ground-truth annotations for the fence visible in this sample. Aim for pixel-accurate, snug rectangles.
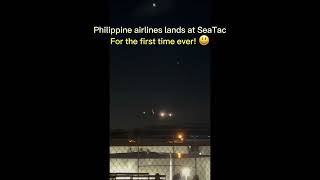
[110,145,210,180]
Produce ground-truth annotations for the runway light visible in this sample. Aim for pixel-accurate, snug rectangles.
[177,133,184,140]
[128,139,136,143]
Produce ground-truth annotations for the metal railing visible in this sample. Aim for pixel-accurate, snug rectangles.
[109,173,166,180]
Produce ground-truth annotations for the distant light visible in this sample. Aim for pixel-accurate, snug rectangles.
[176,133,184,143]
[199,152,202,155]
[152,3,156,7]
[168,113,173,117]
[142,111,146,114]
[177,152,182,159]
[181,167,191,177]
[160,112,166,117]
[128,139,136,143]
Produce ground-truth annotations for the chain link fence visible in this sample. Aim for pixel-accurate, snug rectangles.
[110,146,210,180]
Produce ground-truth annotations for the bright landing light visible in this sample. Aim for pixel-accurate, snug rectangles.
[160,112,166,117]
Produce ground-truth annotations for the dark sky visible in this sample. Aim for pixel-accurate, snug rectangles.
[110,0,212,129]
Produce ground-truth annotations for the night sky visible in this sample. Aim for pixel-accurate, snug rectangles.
[110,0,212,129]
